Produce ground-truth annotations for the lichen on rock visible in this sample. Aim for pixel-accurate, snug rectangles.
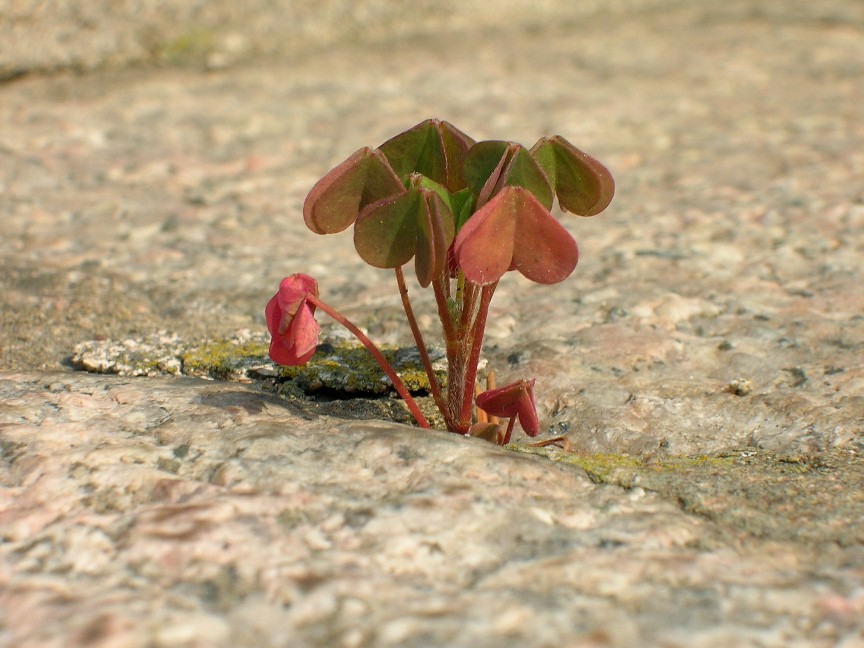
[71,331,447,397]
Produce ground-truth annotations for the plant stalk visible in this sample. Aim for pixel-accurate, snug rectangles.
[394,267,448,419]
[458,282,497,429]
[307,294,430,429]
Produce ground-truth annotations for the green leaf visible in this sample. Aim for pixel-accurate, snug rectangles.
[450,188,475,232]
[353,188,455,287]
[353,191,420,269]
[303,147,403,234]
[378,119,474,192]
[500,145,554,210]
[464,140,510,200]
[464,141,553,210]
[530,136,615,216]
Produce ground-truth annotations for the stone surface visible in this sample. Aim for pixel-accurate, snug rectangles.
[0,0,710,80]
[1,0,864,645]
[1,372,863,648]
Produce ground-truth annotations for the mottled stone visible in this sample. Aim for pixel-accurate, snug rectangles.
[1,372,862,647]
[2,0,864,645]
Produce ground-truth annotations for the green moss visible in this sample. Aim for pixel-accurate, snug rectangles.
[279,340,445,395]
[505,446,863,546]
[159,29,217,66]
[181,339,269,380]
[177,335,445,396]
[506,447,736,484]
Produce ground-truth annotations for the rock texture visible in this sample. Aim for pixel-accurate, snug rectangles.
[2,372,863,648]
[1,0,863,645]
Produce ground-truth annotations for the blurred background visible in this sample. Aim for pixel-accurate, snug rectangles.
[2,0,703,79]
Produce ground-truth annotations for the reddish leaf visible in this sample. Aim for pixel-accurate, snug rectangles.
[303,147,403,234]
[475,379,539,437]
[414,191,455,287]
[467,422,504,444]
[265,274,320,366]
[453,186,578,285]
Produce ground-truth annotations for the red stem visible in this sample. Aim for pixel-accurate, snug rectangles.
[394,267,448,419]
[501,416,517,445]
[457,281,497,429]
[307,294,430,429]
[432,273,457,344]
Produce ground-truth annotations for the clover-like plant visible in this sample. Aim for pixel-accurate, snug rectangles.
[266,119,614,444]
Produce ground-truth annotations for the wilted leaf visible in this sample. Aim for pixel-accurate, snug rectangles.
[475,379,539,437]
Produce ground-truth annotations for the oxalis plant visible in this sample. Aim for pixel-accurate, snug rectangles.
[266,119,614,445]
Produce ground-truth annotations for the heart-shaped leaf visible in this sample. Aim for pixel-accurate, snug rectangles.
[354,188,455,287]
[475,379,539,437]
[379,119,475,192]
[303,147,404,234]
[530,135,614,216]
[464,140,510,201]
[464,141,553,210]
[453,186,578,286]
[500,145,554,209]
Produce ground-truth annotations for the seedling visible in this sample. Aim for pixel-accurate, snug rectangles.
[266,119,614,444]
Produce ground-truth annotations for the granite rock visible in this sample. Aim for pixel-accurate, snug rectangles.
[2,372,862,647]
[1,0,864,645]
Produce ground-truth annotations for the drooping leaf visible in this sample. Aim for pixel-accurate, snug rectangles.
[453,186,578,286]
[452,184,516,285]
[303,147,404,234]
[378,119,475,192]
[265,274,320,366]
[353,188,455,287]
[529,135,615,216]
[475,379,539,437]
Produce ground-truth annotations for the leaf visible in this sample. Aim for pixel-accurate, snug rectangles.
[452,184,516,285]
[353,191,420,268]
[499,145,554,210]
[414,191,455,287]
[530,135,615,216]
[453,186,578,286]
[353,188,455,287]
[475,379,539,437]
[303,147,404,234]
[449,188,475,231]
[464,141,553,210]
[378,119,475,192]
[265,274,320,366]
[464,140,510,203]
